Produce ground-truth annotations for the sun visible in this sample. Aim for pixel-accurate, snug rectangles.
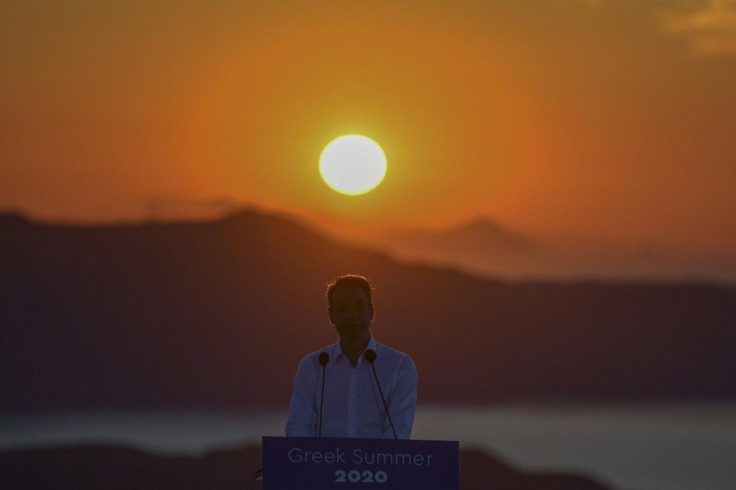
[319,135,387,195]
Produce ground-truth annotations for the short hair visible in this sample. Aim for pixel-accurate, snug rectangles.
[326,274,374,310]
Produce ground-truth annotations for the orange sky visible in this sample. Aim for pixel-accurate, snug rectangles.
[1,0,735,254]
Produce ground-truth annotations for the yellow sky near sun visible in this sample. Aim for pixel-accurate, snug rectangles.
[1,0,735,254]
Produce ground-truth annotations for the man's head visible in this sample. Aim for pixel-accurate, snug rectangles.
[326,274,374,343]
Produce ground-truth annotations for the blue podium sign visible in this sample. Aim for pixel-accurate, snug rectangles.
[262,436,459,490]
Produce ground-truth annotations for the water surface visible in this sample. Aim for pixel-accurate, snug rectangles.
[2,404,734,490]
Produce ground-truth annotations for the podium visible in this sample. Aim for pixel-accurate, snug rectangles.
[261,436,459,489]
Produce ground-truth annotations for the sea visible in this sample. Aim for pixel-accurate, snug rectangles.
[2,403,735,490]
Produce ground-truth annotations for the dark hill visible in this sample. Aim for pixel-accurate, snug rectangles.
[0,444,613,490]
[1,210,735,409]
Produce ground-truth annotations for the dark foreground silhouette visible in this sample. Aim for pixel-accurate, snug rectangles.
[0,444,612,490]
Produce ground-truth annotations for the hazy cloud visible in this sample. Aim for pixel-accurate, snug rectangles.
[662,0,736,55]
[572,0,603,6]
[144,197,247,221]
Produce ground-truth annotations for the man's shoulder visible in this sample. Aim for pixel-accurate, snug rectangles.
[375,341,414,363]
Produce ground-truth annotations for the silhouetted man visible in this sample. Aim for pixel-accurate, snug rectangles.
[285,274,417,438]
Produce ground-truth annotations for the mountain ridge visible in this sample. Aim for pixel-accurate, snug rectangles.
[337,216,736,284]
[2,209,735,410]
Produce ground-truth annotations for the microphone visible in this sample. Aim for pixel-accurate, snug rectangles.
[364,349,397,439]
[318,352,330,438]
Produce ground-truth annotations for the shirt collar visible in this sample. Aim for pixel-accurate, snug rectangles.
[332,335,378,364]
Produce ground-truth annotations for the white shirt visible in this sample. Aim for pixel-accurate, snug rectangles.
[285,337,417,439]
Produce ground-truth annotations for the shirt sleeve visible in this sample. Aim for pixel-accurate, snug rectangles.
[390,355,418,439]
[285,357,318,437]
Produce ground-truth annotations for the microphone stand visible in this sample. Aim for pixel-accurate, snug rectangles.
[365,349,397,439]
[318,352,330,438]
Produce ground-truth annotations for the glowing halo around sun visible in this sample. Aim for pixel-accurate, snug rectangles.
[319,134,387,195]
